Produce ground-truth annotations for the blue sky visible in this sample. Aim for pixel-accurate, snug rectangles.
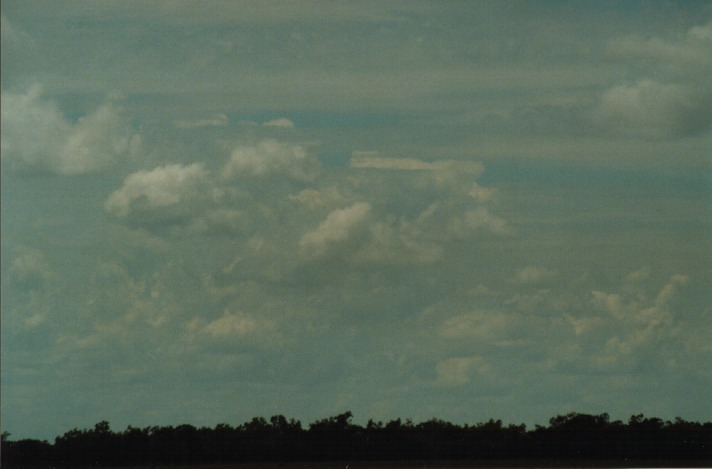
[2,1,711,441]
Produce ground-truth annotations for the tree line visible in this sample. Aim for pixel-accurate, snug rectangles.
[2,411,711,467]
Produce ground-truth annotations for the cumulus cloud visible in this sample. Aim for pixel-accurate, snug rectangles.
[448,207,510,237]
[299,202,371,258]
[202,311,260,337]
[1,86,137,174]
[438,310,517,343]
[606,21,712,75]
[186,310,281,346]
[598,22,712,140]
[105,163,210,222]
[509,266,557,285]
[436,356,489,386]
[1,14,33,48]
[9,248,54,289]
[589,272,691,369]
[350,220,444,265]
[222,139,313,180]
[594,80,712,138]
[289,187,344,210]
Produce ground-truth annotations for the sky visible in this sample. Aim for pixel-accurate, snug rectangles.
[1,1,711,442]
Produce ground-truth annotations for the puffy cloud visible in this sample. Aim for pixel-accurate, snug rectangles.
[436,356,489,386]
[1,14,33,48]
[289,186,344,210]
[594,80,712,138]
[299,202,371,258]
[606,21,712,75]
[510,266,557,285]
[186,310,282,347]
[439,311,498,340]
[350,220,444,265]
[202,311,261,337]
[222,139,312,179]
[105,163,210,222]
[588,273,691,369]
[1,86,137,175]
[9,248,54,289]
[468,183,494,202]
[449,207,510,237]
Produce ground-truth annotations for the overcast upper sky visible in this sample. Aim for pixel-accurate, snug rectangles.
[2,0,711,441]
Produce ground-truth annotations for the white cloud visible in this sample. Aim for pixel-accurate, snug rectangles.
[351,153,484,176]
[449,207,510,237]
[222,139,311,179]
[594,80,712,139]
[299,202,371,258]
[510,266,557,285]
[263,118,295,129]
[351,220,444,265]
[436,356,489,386]
[105,163,210,220]
[438,310,513,342]
[9,248,54,288]
[1,14,33,48]
[654,274,688,309]
[606,21,712,75]
[202,311,260,337]
[468,183,494,202]
[174,113,228,128]
[589,272,691,369]
[1,86,136,175]
[186,310,281,346]
[289,187,344,210]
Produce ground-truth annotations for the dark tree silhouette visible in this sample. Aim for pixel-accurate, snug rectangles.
[2,411,711,468]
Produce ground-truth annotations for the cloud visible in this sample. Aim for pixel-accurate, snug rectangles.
[1,86,137,175]
[289,187,344,210]
[588,272,691,369]
[1,14,33,48]
[105,163,210,222]
[263,118,295,129]
[222,139,312,180]
[509,266,557,285]
[174,113,228,129]
[351,153,484,175]
[594,80,712,138]
[438,310,517,343]
[448,207,510,237]
[200,311,266,338]
[299,202,371,258]
[606,21,712,76]
[184,310,283,350]
[9,248,54,289]
[350,220,444,265]
[436,356,489,386]
[598,23,712,140]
